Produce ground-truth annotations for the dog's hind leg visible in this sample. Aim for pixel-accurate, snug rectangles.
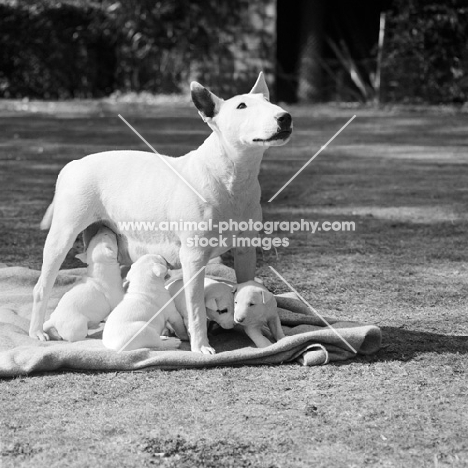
[167,306,189,341]
[55,315,89,342]
[30,216,89,340]
[42,321,62,340]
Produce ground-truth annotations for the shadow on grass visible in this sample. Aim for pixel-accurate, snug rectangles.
[142,435,275,468]
[375,326,468,362]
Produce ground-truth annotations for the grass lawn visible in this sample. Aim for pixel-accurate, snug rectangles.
[0,100,467,467]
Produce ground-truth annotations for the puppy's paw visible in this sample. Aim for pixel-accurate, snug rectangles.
[178,331,190,341]
[29,330,50,341]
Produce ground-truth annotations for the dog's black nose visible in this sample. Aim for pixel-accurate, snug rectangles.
[276,112,292,130]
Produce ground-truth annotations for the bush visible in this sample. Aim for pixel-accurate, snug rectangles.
[0,0,273,99]
[382,0,468,103]
[0,2,117,98]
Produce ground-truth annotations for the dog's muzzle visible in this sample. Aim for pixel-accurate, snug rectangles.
[252,111,293,143]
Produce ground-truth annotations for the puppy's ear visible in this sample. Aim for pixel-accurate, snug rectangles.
[152,263,167,278]
[231,286,237,295]
[190,82,223,122]
[249,72,270,100]
[261,289,275,304]
[75,252,88,264]
[205,298,217,311]
[125,268,134,283]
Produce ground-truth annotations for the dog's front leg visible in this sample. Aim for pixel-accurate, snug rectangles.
[180,249,215,354]
[245,326,273,348]
[268,315,286,342]
[233,246,256,283]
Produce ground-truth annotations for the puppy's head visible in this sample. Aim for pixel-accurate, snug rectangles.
[233,281,276,326]
[77,227,119,265]
[204,282,235,329]
[190,72,293,152]
[126,254,168,287]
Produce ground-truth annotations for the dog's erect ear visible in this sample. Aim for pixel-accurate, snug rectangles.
[190,82,222,121]
[75,252,88,264]
[152,263,167,278]
[205,298,217,311]
[249,72,270,100]
[261,289,275,304]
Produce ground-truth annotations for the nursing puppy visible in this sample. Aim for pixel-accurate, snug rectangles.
[43,227,124,342]
[103,254,188,351]
[167,277,235,330]
[234,280,285,348]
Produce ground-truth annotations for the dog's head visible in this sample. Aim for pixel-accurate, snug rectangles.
[190,72,292,150]
[233,281,276,326]
[77,227,119,265]
[126,254,168,287]
[204,282,235,329]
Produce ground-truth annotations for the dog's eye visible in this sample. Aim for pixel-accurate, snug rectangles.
[249,303,254,307]
[217,308,228,315]
[237,103,247,109]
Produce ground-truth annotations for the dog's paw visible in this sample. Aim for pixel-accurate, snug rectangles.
[191,342,216,355]
[200,345,216,355]
[29,330,50,341]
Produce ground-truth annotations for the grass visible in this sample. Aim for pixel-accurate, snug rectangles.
[0,101,468,467]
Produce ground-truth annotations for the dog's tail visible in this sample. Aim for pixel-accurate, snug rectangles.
[40,201,54,230]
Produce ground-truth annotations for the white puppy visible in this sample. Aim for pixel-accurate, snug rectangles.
[43,227,124,342]
[167,277,235,330]
[103,254,188,351]
[233,280,285,348]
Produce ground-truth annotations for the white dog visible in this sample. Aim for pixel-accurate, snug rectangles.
[167,277,235,330]
[43,227,124,342]
[233,280,285,348]
[30,72,292,354]
[103,254,189,351]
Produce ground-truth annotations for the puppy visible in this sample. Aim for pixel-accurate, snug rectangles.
[233,280,285,348]
[43,227,124,342]
[103,254,188,351]
[167,277,235,330]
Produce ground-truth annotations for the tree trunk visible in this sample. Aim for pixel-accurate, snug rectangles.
[297,0,325,102]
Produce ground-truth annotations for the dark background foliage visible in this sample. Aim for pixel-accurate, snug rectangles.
[0,0,266,99]
[381,0,468,103]
[0,0,467,103]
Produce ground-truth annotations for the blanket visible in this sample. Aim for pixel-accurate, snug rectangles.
[0,264,381,377]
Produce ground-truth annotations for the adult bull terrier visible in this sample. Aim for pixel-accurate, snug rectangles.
[29,72,293,354]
